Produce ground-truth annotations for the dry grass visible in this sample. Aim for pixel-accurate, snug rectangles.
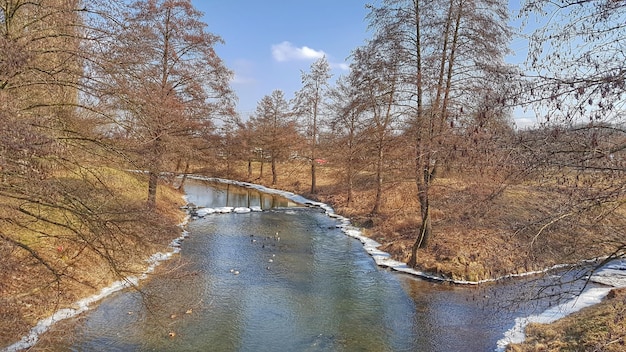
[507,288,626,352]
[206,160,625,282]
[0,168,185,348]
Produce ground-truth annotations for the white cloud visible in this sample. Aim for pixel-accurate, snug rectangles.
[271,41,326,62]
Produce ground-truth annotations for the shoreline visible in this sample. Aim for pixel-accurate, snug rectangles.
[2,217,190,352]
[4,175,623,351]
[187,176,626,350]
[187,175,610,285]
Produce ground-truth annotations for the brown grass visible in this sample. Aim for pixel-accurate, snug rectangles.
[208,160,623,282]
[0,168,185,348]
[507,288,626,352]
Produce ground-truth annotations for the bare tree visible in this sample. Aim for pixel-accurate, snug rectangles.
[327,75,369,207]
[91,0,235,208]
[520,0,625,124]
[249,90,297,185]
[293,56,332,194]
[517,0,626,262]
[365,0,513,267]
[1,1,184,342]
[350,39,403,215]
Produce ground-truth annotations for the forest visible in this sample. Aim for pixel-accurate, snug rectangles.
[1,0,625,350]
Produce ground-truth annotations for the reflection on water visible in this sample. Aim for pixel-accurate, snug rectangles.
[54,210,422,351]
[36,180,603,352]
[183,178,299,209]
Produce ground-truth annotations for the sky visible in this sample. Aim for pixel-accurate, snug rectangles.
[193,1,534,126]
[194,0,370,117]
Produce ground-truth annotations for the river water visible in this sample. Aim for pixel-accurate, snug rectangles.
[33,178,605,352]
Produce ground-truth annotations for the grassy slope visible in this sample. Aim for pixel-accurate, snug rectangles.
[507,288,626,351]
[0,168,185,348]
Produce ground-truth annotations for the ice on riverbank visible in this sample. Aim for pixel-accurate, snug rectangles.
[495,286,613,351]
[590,259,626,287]
[496,259,626,351]
[2,222,190,352]
[186,176,597,285]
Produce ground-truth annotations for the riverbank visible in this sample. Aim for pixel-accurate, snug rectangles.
[12,177,588,351]
[183,175,626,351]
[199,161,626,350]
[507,287,626,351]
[2,168,620,352]
[211,163,623,283]
[0,170,186,350]
[185,175,600,284]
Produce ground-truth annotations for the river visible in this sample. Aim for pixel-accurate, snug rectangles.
[9,177,615,352]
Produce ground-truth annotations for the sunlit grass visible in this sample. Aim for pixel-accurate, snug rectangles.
[508,288,626,352]
[0,166,185,347]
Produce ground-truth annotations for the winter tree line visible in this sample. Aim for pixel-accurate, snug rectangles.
[224,0,626,266]
[0,0,624,287]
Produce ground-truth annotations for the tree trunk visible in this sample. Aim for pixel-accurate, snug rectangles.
[176,159,189,190]
[271,157,277,185]
[147,135,163,209]
[259,159,264,179]
[346,128,355,207]
[310,96,318,194]
[310,159,317,194]
[346,162,354,207]
[147,171,158,209]
[372,145,384,215]
[409,179,431,267]
[408,205,431,267]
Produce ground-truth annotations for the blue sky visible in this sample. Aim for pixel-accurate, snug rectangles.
[194,0,370,117]
[193,1,534,125]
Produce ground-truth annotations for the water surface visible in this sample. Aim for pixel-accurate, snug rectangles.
[39,179,602,352]
[183,178,299,209]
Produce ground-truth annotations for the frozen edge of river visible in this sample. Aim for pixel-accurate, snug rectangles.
[184,176,626,352]
[2,218,192,352]
[494,286,613,351]
[4,175,624,352]
[187,176,619,285]
[495,260,626,351]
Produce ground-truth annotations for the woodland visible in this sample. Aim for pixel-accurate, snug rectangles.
[1,0,625,350]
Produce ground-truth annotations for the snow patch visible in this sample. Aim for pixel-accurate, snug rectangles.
[495,287,613,351]
[590,259,626,287]
[496,259,626,351]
